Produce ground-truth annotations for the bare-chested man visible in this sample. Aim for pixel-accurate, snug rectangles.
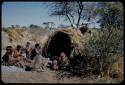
[13,45,26,68]
[2,46,14,65]
[58,51,69,70]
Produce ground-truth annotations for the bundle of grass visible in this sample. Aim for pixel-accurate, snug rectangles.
[3,28,24,42]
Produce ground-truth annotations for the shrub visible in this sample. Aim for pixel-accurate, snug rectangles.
[67,27,123,79]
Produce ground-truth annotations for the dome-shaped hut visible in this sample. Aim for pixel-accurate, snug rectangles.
[42,28,94,60]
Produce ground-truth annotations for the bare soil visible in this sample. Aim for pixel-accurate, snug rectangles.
[2,70,122,83]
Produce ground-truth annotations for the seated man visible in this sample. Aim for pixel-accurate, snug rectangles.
[58,52,69,70]
[13,45,26,68]
[2,46,14,65]
[13,45,23,60]
[3,45,27,68]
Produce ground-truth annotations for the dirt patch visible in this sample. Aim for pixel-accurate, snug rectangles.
[2,71,122,83]
[2,71,80,83]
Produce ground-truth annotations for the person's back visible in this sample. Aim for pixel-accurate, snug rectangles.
[31,54,43,70]
[30,45,46,71]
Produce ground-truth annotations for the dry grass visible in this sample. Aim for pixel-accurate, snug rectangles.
[1,27,123,83]
[109,56,124,80]
[5,29,18,41]
[42,28,94,58]
[3,28,24,42]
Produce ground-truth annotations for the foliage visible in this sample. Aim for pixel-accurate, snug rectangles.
[69,27,123,79]
[42,22,55,29]
[96,2,123,29]
[49,2,97,28]
[29,24,41,28]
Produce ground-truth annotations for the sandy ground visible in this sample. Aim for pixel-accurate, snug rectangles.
[2,70,122,84]
[2,71,81,83]
[1,50,123,84]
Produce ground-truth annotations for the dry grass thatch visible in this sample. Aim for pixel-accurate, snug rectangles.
[42,28,94,58]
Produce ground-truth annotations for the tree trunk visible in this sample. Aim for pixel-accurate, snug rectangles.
[66,15,74,28]
[76,1,84,28]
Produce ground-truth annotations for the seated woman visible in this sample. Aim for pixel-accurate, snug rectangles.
[27,44,46,71]
[23,42,32,60]
[30,43,40,60]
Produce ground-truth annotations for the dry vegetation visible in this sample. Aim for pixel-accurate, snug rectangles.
[2,28,50,50]
[1,27,124,83]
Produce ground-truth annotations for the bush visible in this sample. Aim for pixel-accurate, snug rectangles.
[67,27,123,79]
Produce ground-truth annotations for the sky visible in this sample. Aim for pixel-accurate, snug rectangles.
[2,2,100,28]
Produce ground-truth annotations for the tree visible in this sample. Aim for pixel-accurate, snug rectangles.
[82,2,124,76]
[49,2,97,28]
[29,24,41,28]
[11,25,15,28]
[49,22,55,30]
[15,24,20,28]
[42,22,55,30]
[43,22,49,29]
[58,24,65,28]
[96,2,123,29]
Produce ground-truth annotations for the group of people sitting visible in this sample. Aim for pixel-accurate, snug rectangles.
[2,42,69,71]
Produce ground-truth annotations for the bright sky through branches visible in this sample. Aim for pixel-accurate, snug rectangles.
[2,2,100,28]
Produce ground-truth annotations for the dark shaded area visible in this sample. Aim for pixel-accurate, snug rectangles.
[46,32,72,60]
[79,26,89,34]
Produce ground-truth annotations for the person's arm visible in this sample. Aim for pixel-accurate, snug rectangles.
[35,48,39,54]
[9,53,19,65]
[13,50,21,58]
[2,53,6,61]
[2,53,8,63]
[35,48,42,54]
[13,50,17,58]
[39,48,42,55]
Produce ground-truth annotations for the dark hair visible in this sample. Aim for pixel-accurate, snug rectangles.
[17,45,22,49]
[79,26,88,34]
[35,43,39,48]
[26,42,30,44]
[6,46,12,50]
